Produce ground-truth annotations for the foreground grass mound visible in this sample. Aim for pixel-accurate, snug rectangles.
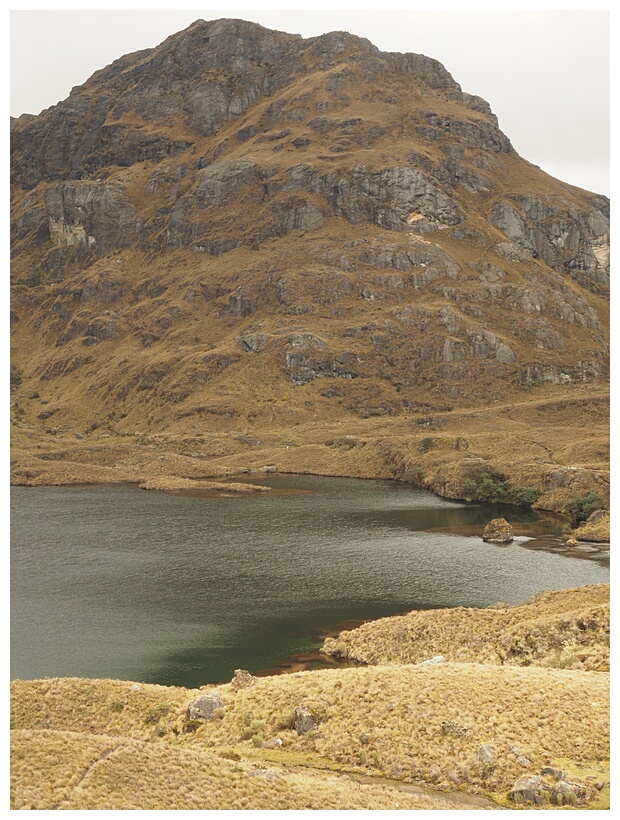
[11,655,609,809]
[322,584,610,670]
[12,728,464,811]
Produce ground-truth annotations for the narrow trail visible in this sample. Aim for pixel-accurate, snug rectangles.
[254,750,503,810]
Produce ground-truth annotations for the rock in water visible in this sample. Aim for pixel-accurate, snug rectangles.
[482,518,514,543]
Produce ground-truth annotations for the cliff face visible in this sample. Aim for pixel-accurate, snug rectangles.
[10,19,609,502]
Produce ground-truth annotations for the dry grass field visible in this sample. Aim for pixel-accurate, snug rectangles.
[10,585,610,810]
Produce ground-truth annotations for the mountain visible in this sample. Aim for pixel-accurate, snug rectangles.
[10,18,610,520]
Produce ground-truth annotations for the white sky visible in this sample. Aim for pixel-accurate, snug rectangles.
[9,7,611,196]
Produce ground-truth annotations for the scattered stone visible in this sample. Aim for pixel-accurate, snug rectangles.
[477,745,496,766]
[293,706,318,735]
[441,720,468,737]
[129,684,142,692]
[248,768,282,781]
[231,669,257,691]
[541,767,567,781]
[482,518,514,543]
[422,655,446,665]
[516,755,532,767]
[263,737,283,749]
[187,691,225,721]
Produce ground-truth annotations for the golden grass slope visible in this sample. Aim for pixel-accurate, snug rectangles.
[322,584,610,670]
[12,728,467,811]
[11,618,610,810]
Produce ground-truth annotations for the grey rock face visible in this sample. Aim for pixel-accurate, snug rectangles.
[45,182,137,253]
[491,196,609,295]
[239,332,269,353]
[194,160,259,205]
[187,691,225,720]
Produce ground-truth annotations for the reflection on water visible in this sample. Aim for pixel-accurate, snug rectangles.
[11,475,609,688]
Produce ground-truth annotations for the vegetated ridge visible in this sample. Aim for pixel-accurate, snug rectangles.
[10,585,610,810]
[10,18,609,533]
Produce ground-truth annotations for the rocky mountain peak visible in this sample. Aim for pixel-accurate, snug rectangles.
[10,20,609,506]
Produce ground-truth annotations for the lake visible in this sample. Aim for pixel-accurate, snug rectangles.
[10,475,609,688]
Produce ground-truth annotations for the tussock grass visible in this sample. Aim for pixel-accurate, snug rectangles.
[322,584,610,671]
[572,512,610,543]
[10,728,474,810]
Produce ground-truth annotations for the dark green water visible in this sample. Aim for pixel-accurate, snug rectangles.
[11,475,609,688]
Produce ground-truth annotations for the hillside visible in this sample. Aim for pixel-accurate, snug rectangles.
[322,583,610,669]
[10,585,610,810]
[9,18,609,525]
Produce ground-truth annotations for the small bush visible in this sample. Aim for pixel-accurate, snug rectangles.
[275,709,296,730]
[461,463,508,503]
[110,700,125,712]
[565,492,602,526]
[419,437,434,454]
[10,367,22,389]
[183,719,203,734]
[251,733,264,748]
[144,703,171,724]
[512,486,541,507]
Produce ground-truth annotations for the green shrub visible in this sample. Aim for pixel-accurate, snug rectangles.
[251,733,264,748]
[461,463,508,503]
[110,700,125,712]
[512,486,541,507]
[565,492,602,526]
[275,709,296,730]
[10,367,22,389]
[419,437,434,454]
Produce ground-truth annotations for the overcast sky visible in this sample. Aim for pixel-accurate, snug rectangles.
[9,7,610,196]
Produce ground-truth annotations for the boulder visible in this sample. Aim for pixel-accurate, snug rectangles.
[509,775,552,805]
[187,691,225,721]
[230,669,257,691]
[293,706,319,735]
[482,518,513,543]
